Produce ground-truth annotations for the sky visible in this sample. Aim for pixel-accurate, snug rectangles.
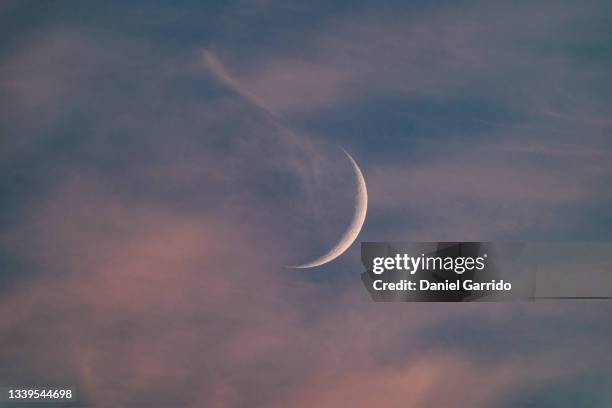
[1,1,612,407]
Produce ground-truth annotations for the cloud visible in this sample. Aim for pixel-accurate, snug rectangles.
[0,177,304,404]
[202,49,279,119]
[365,137,612,239]
[2,179,609,407]
[204,1,611,128]
[282,346,605,408]
[0,30,99,162]
[0,178,601,406]
[2,2,612,407]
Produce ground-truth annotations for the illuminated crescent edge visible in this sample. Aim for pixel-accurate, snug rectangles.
[288,149,367,268]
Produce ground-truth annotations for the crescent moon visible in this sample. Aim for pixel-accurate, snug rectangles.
[288,149,368,268]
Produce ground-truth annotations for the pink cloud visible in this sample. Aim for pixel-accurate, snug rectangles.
[1,176,609,406]
[1,4,610,406]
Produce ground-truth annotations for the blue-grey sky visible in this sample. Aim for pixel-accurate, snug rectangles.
[1,1,612,407]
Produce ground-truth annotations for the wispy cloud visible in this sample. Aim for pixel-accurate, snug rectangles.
[2,179,610,407]
[1,1,612,406]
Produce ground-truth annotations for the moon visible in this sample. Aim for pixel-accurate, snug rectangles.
[288,149,368,268]
[201,52,367,268]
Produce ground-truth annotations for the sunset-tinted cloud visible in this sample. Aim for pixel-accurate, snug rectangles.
[1,1,611,407]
